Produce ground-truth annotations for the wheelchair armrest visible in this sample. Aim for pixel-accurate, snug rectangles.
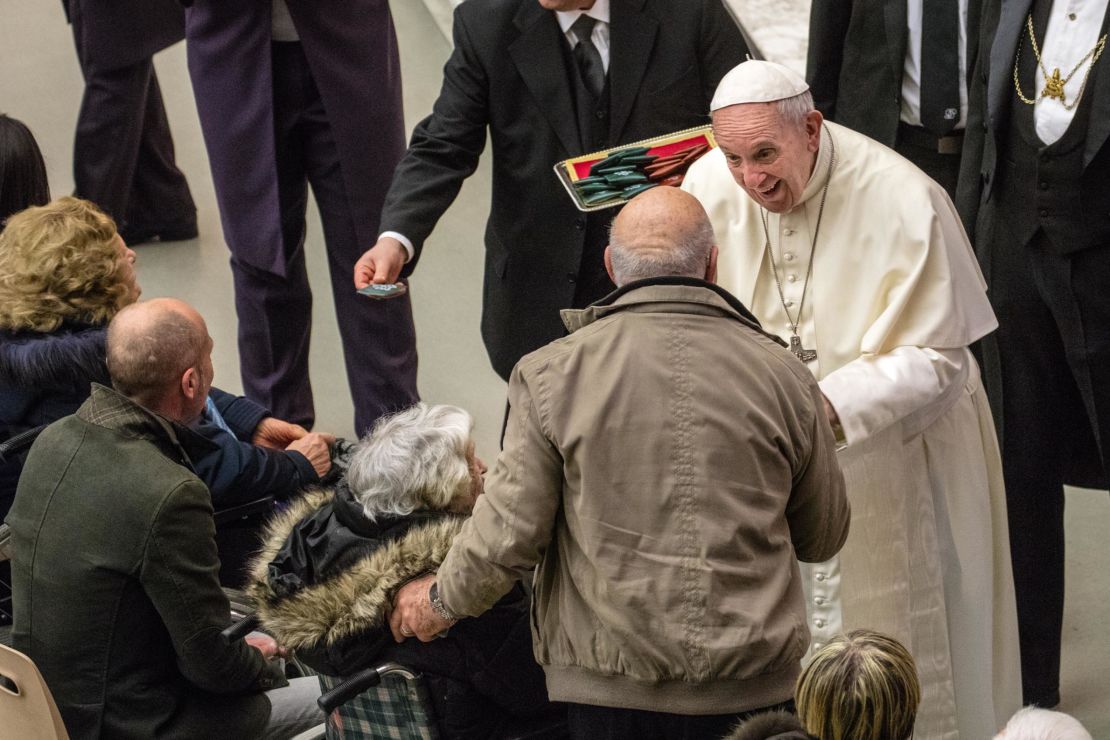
[0,523,11,562]
[0,425,47,463]
[212,496,274,526]
[220,614,260,644]
[317,663,419,713]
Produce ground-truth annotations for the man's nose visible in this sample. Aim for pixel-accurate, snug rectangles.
[742,165,767,189]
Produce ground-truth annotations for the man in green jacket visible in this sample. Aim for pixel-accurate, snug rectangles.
[6,298,321,739]
[390,187,850,739]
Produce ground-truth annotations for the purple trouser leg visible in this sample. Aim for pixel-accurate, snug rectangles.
[232,42,417,433]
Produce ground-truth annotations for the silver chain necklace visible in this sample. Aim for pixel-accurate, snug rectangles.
[759,126,837,363]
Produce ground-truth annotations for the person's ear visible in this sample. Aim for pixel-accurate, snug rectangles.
[805,110,824,153]
[604,245,617,285]
[180,366,200,402]
[706,245,719,284]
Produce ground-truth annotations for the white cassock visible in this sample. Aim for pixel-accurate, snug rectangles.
[684,121,1021,740]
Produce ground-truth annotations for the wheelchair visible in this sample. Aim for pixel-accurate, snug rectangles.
[220,616,567,740]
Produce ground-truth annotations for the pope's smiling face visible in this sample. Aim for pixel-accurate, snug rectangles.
[712,102,822,214]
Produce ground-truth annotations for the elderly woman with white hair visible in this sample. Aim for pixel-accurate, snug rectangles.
[246,403,558,738]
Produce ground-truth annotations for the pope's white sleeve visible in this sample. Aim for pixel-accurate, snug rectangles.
[818,346,966,445]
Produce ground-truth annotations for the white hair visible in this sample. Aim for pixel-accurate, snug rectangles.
[994,707,1093,740]
[345,403,473,522]
[608,218,714,284]
[776,89,816,129]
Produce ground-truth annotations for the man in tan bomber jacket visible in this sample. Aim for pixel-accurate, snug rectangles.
[390,187,850,739]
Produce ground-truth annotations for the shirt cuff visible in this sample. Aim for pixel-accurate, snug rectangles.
[379,231,415,263]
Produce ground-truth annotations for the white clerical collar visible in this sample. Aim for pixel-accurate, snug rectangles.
[793,124,835,211]
[555,0,611,33]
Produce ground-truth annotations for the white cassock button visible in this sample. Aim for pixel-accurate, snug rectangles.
[814,642,824,649]
[784,300,794,308]
[787,274,797,282]
[815,572,826,581]
[783,228,795,236]
[815,619,826,628]
[784,252,796,261]
[814,596,825,605]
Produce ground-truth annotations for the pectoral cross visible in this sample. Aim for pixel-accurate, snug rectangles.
[789,334,817,363]
[1042,67,1066,102]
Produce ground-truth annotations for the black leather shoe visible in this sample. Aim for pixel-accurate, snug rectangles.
[120,220,199,245]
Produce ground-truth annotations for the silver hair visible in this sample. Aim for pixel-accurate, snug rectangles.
[994,707,1093,740]
[776,89,816,129]
[608,218,714,284]
[345,403,474,522]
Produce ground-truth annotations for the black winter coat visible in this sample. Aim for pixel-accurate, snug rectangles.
[247,483,558,739]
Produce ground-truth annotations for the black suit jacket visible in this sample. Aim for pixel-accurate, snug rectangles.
[807,0,983,147]
[380,0,747,379]
[956,0,1110,243]
[955,0,1110,488]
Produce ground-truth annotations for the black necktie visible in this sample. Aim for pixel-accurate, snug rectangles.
[920,0,961,136]
[570,15,605,100]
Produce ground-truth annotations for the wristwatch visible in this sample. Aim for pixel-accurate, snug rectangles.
[428,581,460,623]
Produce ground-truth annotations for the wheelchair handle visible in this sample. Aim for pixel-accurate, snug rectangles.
[317,662,419,713]
[220,614,260,644]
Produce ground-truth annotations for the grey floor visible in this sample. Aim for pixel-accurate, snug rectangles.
[1,0,1108,735]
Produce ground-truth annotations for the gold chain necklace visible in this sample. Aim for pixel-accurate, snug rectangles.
[759,126,837,364]
[1013,14,1107,110]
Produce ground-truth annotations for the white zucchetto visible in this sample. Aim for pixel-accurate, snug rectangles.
[709,60,810,112]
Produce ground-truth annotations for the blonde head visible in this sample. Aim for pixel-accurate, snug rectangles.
[796,630,921,740]
[0,196,133,333]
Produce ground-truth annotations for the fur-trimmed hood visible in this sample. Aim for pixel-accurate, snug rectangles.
[246,486,467,652]
[0,324,110,389]
[724,711,814,740]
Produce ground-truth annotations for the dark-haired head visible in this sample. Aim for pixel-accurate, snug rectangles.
[0,114,51,225]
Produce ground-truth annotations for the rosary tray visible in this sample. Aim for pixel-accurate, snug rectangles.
[554,125,717,212]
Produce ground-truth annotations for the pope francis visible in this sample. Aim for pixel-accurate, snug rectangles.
[683,60,1021,739]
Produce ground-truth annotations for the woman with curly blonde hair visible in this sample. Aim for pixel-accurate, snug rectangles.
[0,197,137,520]
[0,196,138,332]
[795,630,921,740]
[0,197,325,557]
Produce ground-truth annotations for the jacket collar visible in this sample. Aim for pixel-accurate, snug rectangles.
[246,487,468,649]
[561,276,787,347]
[77,383,195,467]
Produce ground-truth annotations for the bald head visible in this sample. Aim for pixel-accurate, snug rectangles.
[107,298,213,421]
[606,187,717,286]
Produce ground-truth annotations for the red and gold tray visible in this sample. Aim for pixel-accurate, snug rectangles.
[554,125,717,212]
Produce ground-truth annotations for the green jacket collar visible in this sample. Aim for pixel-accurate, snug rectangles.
[78,384,194,468]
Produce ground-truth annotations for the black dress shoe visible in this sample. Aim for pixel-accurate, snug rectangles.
[120,220,199,245]
[1023,689,1061,710]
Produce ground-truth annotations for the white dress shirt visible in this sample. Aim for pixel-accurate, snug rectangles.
[901,0,970,130]
[271,0,299,42]
[381,0,612,262]
[555,0,611,73]
[1034,0,1110,145]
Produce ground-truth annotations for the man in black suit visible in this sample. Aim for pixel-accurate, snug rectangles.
[956,0,1110,708]
[807,0,983,197]
[64,0,197,243]
[354,0,748,380]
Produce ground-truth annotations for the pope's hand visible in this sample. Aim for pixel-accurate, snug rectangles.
[821,393,841,429]
[354,237,406,288]
[389,574,453,642]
